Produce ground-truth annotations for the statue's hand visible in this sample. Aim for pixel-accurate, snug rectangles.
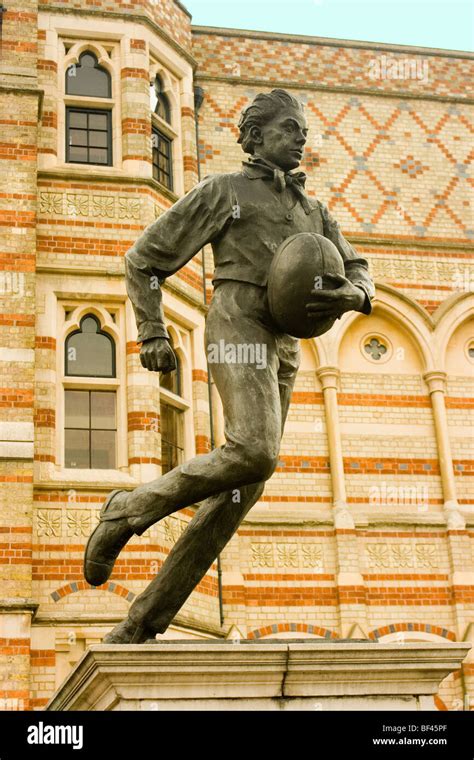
[139,337,177,373]
[306,274,365,319]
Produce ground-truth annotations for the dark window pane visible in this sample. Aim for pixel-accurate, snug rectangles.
[65,315,115,377]
[91,430,116,469]
[161,440,179,474]
[160,402,183,474]
[91,391,116,430]
[160,342,180,394]
[68,146,88,162]
[65,52,111,98]
[81,53,96,67]
[89,130,108,148]
[150,77,171,123]
[152,128,172,190]
[89,147,108,164]
[65,390,90,428]
[66,109,111,166]
[69,129,88,146]
[65,429,90,468]
[89,113,108,130]
[69,111,87,128]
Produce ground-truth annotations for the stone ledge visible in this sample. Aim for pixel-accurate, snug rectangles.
[46,640,471,712]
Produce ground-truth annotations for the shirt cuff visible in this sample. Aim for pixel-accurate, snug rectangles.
[137,321,170,343]
[353,284,373,315]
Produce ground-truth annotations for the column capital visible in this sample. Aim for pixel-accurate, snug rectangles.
[423,370,447,394]
[316,365,340,390]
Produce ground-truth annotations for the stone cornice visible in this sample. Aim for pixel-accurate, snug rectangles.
[0,599,39,619]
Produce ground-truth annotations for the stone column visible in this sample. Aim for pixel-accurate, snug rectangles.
[424,370,473,699]
[317,367,368,638]
[423,371,463,523]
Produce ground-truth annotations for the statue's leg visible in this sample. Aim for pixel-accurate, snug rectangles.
[84,284,287,587]
[119,283,288,534]
[118,339,299,639]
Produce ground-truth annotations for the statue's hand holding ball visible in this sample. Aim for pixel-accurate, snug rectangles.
[267,233,365,338]
[306,272,366,321]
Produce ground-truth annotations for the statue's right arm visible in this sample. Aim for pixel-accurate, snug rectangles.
[124,175,234,371]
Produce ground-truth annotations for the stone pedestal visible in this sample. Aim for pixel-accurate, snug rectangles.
[46,640,471,711]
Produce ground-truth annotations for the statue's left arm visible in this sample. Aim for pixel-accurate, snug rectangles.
[318,201,375,315]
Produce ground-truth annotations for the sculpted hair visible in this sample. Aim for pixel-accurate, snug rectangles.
[237,89,305,155]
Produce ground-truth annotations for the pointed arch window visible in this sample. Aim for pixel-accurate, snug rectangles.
[65,314,115,377]
[64,314,117,469]
[150,75,171,123]
[66,51,111,98]
[150,74,173,189]
[65,50,113,166]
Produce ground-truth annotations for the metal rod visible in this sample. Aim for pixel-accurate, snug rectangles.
[193,86,225,628]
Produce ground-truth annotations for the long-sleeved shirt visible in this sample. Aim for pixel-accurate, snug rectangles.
[125,160,376,342]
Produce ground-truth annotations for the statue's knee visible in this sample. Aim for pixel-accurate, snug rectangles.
[245,447,279,482]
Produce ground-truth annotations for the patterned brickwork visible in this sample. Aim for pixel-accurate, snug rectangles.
[192,29,474,99]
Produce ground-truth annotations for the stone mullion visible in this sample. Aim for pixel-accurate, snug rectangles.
[317,366,368,637]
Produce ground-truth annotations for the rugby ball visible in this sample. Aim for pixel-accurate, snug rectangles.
[267,232,345,338]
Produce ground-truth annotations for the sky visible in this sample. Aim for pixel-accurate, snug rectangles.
[184,0,474,51]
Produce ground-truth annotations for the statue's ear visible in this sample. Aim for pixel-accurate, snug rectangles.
[249,124,263,146]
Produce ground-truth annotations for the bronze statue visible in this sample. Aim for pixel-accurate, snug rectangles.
[83,89,375,643]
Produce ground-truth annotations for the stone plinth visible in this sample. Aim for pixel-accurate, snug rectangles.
[46,640,471,711]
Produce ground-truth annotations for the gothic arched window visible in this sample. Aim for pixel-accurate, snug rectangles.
[65,51,111,98]
[150,75,171,123]
[64,314,117,469]
[65,51,113,165]
[65,314,115,377]
[150,75,173,189]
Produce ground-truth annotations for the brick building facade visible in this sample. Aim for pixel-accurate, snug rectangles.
[0,1,473,710]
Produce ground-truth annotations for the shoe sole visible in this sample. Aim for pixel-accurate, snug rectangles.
[83,489,125,586]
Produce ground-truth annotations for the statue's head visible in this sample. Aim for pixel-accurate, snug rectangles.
[237,89,307,171]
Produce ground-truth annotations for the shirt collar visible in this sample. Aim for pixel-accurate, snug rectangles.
[241,156,307,187]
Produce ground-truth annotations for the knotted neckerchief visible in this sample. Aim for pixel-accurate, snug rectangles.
[243,157,312,215]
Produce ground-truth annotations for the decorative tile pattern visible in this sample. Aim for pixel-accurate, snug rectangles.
[39,192,141,220]
[365,542,439,569]
[250,542,324,569]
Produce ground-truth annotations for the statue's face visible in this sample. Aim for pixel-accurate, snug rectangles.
[253,106,308,171]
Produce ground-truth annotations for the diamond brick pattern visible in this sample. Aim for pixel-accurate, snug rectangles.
[196,83,473,242]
